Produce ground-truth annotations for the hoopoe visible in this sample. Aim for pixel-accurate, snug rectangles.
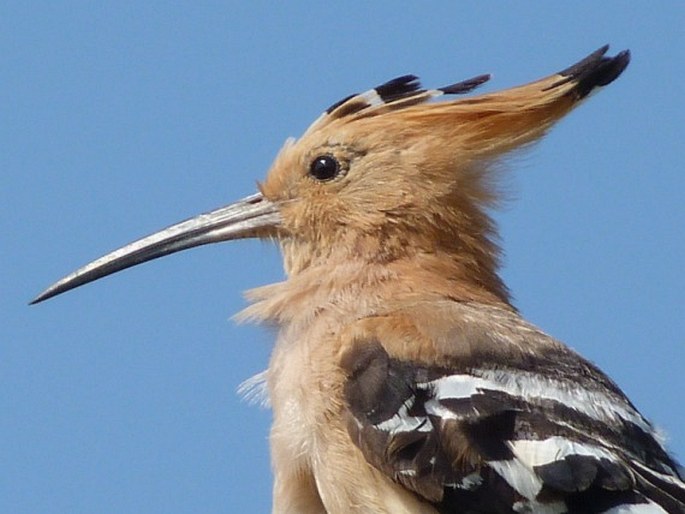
[33,46,685,513]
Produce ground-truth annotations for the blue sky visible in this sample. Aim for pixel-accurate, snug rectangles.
[4,3,684,512]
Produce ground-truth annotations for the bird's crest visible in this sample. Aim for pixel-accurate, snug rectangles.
[303,45,629,151]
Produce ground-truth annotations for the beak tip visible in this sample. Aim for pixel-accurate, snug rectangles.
[29,287,58,305]
[30,275,81,305]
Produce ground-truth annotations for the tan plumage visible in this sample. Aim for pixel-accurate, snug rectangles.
[33,46,685,513]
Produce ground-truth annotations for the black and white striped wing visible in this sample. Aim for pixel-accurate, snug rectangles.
[342,340,685,513]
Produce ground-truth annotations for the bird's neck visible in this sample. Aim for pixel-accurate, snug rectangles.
[238,244,512,328]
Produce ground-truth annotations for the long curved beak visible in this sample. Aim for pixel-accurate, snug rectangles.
[31,193,279,304]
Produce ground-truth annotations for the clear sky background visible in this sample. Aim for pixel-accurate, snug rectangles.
[3,3,684,513]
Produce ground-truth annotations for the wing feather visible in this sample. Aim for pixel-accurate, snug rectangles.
[342,339,685,513]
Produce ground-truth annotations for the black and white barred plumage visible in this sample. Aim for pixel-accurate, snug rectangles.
[342,306,685,513]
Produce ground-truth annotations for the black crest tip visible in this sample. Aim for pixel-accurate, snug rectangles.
[549,45,631,98]
[374,74,423,103]
[439,74,492,95]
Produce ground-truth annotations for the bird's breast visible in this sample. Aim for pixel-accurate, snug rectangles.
[267,312,346,469]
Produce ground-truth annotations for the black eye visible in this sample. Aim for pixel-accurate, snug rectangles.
[309,155,340,181]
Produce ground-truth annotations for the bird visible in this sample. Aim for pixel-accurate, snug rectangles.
[32,45,685,513]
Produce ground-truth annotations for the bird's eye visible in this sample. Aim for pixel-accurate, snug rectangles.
[309,155,341,181]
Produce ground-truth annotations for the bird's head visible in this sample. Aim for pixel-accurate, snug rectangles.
[32,46,629,305]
